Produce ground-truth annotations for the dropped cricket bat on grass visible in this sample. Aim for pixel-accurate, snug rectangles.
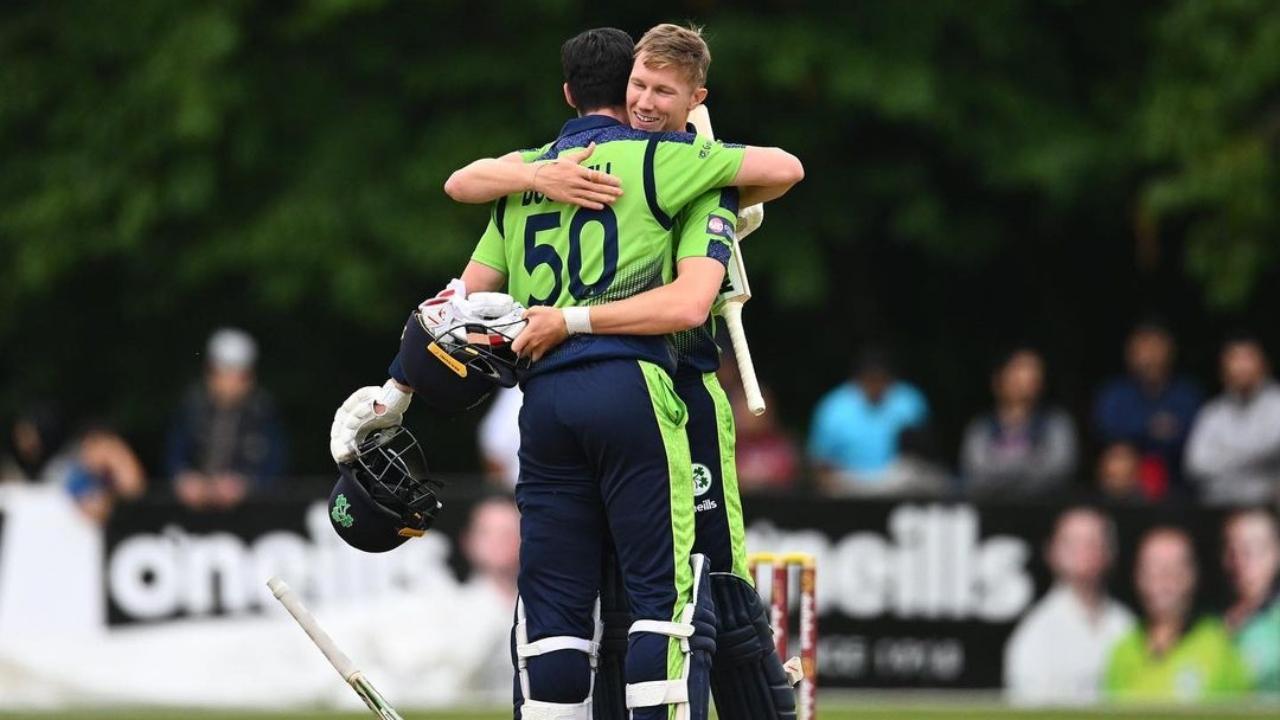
[268,577,404,720]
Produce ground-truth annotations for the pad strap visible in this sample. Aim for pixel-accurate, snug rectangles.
[521,698,593,720]
[628,619,695,639]
[626,679,690,708]
[517,636,599,659]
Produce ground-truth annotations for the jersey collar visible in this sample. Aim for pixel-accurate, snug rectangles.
[559,114,624,138]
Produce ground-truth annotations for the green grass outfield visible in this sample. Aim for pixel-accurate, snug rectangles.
[3,706,1280,720]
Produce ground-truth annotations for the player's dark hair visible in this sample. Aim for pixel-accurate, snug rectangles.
[561,28,633,114]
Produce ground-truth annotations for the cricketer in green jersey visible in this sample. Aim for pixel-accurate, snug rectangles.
[443,27,804,720]
[448,23,804,720]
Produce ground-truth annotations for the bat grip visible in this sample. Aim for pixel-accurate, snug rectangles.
[267,577,360,682]
[722,303,766,415]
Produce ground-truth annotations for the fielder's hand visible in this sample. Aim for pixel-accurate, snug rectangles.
[531,143,623,210]
[329,380,413,463]
[736,203,764,240]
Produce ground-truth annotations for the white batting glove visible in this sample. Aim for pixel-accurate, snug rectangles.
[328,380,413,463]
[736,203,764,240]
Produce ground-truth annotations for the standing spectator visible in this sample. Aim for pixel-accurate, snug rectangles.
[1103,527,1251,701]
[1222,508,1280,692]
[1094,320,1202,496]
[807,347,928,495]
[166,328,286,510]
[961,348,1077,499]
[1184,335,1280,506]
[1005,507,1134,705]
[477,386,522,490]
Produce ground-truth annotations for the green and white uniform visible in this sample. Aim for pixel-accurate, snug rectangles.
[1103,616,1253,701]
[470,114,745,720]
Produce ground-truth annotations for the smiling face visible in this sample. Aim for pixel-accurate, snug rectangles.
[627,54,707,133]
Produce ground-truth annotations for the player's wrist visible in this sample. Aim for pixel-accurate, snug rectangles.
[529,162,548,194]
[376,379,412,416]
[563,306,593,335]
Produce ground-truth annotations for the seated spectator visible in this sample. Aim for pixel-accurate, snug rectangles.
[67,425,146,524]
[807,347,928,495]
[961,348,1077,499]
[1222,508,1280,692]
[166,328,286,510]
[1104,527,1251,701]
[1005,507,1134,705]
[1094,320,1202,497]
[2,409,144,523]
[2,406,71,483]
[730,385,800,492]
[1184,335,1280,506]
[1096,442,1165,503]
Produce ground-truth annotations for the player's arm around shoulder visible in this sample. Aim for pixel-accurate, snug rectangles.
[443,144,623,210]
[512,258,725,363]
[733,145,804,206]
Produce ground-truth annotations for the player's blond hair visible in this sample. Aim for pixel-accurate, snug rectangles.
[635,23,710,88]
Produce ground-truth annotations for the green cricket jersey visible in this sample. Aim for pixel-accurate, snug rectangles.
[471,114,745,376]
[1103,616,1253,701]
[670,187,740,375]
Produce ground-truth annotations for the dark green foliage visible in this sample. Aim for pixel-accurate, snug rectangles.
[2,0,1277,477]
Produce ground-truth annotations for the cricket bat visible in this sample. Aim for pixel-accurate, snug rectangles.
[689,104,766,415]
[267,577,405,720]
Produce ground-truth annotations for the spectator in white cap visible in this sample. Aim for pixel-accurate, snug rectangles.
[165,327,286,510]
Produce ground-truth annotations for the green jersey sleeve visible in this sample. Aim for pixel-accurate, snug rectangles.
[649,134,746,225]
[469,198,509,274]
[675,187,738,266]
[518,142,553,163]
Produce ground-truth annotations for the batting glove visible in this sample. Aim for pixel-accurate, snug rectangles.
[329,380,413,464]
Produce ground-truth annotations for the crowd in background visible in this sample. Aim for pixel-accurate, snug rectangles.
[2,321,1277,705]
[0,327,286,522]
[5,318,1280,521]
[1005,505,1279,703]
[805,320,1280,509]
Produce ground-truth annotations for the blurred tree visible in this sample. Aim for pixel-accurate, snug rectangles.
[1,0,1277,479]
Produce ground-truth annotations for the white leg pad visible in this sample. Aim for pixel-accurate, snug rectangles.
[623,554,711,717]
[515,595,603,708]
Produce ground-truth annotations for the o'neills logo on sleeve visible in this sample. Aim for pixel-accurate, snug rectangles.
[428,342,468,377]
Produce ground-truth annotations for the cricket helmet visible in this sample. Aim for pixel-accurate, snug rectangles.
[395,295,527,414]
[328,425,442,553]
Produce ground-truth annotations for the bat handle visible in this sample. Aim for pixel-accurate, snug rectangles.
[723,303,766,415]
[268,577,359,681]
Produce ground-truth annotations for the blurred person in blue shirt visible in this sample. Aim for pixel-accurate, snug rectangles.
[3,408,145,523]
[1093,319,1202,498]
[807,347,930,494]
[166,328,286,510]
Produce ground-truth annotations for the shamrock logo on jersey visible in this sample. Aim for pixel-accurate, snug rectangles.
[692,463,714,497]
[331,493,355,528]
